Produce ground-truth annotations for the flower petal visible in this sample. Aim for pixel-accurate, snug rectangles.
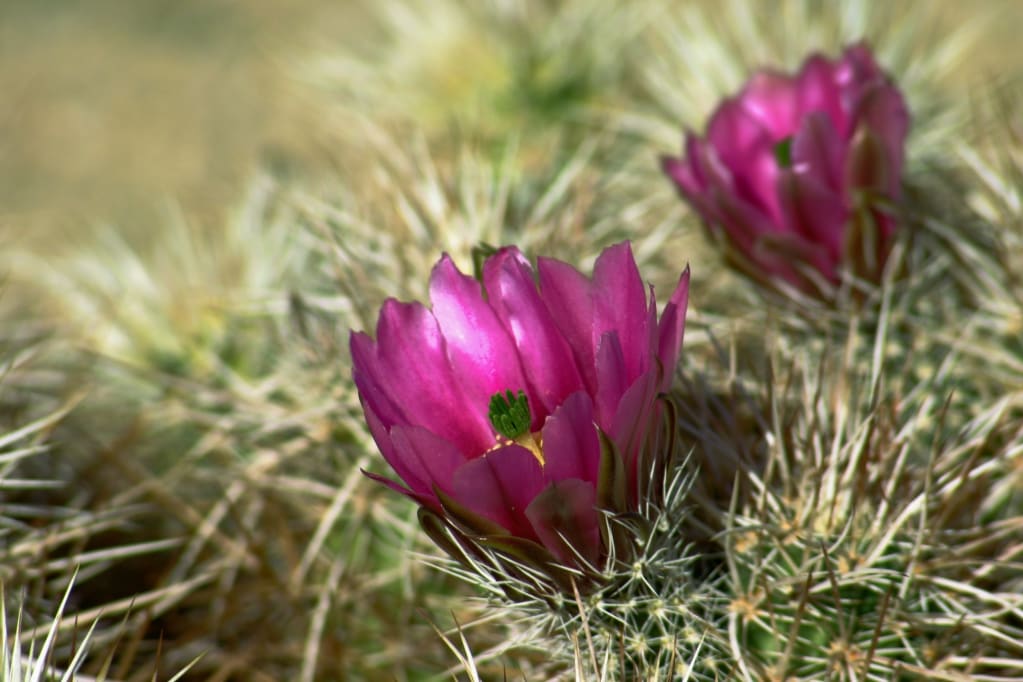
[709,183,781,252]
[592,242,651,385]
[741,70,799,139]
[372,299,493,455]
[537,256,596,394]
[778,168,847,265]
[837,43,885,97]
[593,330,627,433]
[656,266,690,392]
[541,391,600,485]
[609,366,659,476]
[795,55,846,133]
[389,424,467,499]
[526,479,601,568]
[451,444,546,539]
[660,132,712,197]
[358,395,401,475]
[484,248,584,422]
[708,98,781,221]
[429,254,529,431]
[792,112,844,193]
[350,330,408,430]
[665,139,740,227]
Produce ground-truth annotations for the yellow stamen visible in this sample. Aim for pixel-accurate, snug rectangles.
[515,432,545,466]
[486,432,545,466]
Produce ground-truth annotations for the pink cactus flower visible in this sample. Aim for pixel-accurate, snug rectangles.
[662,43,909,295]
[351,243,689,574]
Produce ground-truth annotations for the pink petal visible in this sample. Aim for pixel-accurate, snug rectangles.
[682,133,725,193]
[362,469,418,501]
[429,254,529,431]
[609,366,658,474]
[537,256,597,394]
[541,391,600,485]
[363,468,449,516]
[760,231,839,287]
[740,70,799,139]
[667,139,739,227]
[656,266,690,393]
[592,242,651,386]
[708,183,781,253]
[389,424,467,499]
[707,100,783,222]
[593,331,627,433]
[792,112,845,192]
[661,133,710,197]
[484,248,585,422]
[708,98,773,168]
[694,136,740,193]
[373,299,493,455]
[358,394,401,474]
[351,330,408,429]
[645,290,659,359]
[778,169,848,264]
[710,175,830,288]
[795,55,846,134]
[525,479,601,567]
[837,43,885,91]
[451,444,546,539]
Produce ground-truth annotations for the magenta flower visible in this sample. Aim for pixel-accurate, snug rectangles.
[661,43,909,294]
[351,243,689,576]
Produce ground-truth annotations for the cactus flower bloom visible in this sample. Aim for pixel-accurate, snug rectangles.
[661,43,909,294]
[351,243,689,578]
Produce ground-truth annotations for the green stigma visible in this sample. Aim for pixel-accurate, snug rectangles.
[488,389,531,440]
[773,136,794,168]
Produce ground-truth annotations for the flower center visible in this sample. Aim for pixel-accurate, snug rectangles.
[773,135,794,168]
[488,389,544,465]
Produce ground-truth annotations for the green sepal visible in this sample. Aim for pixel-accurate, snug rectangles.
[434,486,510,537]
[596,428,628,514]
[635,394,681,510]
[846,126,890,193]
[418,507,475,571]
[477,534,590,595]
[596,429,635,566]
[844,126,898,283]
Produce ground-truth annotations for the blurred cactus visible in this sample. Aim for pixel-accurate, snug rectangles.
[3,176,304,382]
[303,0,653,142]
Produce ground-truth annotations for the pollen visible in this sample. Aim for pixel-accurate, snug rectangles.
[485,432,545,466]
[515,432,545,466]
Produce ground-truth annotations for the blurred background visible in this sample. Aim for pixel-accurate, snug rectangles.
[2,0,1021,253]
[0,0,354,252]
